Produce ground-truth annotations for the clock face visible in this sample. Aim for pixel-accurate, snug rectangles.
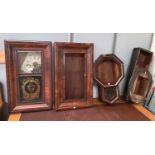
[17,51,42,74]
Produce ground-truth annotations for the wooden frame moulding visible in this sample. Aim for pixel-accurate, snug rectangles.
[54,42,94,110]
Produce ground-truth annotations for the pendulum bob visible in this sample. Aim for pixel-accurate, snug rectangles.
[128,69,152,104]
[98,86,119,104]
[125,48,153,101]
[94,54,124,104]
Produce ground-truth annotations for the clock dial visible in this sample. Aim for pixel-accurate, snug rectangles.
[17,51,42,74]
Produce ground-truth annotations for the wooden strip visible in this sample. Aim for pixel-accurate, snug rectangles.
[133,104,155,121]
[0,52,5,64]
[8,113,21,121]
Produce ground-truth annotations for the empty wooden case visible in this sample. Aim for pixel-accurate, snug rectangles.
[125,48,153,103]
[54,42,94,110]
[94,54,124,104]
[5,41,52,113]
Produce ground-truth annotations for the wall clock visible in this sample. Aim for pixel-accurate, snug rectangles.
[94,54,124,104]
[5,41,52,113]
[54,42,94,110]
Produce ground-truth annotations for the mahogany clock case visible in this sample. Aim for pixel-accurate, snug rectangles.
[125,48,153,104]
[5,41,52,113]
[54,42,94,110]
[94,54,124,104]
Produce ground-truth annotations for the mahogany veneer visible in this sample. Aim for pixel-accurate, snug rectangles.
[94,54,124,104]
[54,42,94,110]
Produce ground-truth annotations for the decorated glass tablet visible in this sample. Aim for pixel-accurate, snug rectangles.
[19,76,42,103]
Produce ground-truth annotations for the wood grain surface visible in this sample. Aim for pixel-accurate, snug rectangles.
[8,99,155,121]
[17,99,151,121]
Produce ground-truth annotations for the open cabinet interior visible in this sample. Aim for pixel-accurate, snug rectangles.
[130,69,152,104]
[133,76,149,96]
[65,53,85,100]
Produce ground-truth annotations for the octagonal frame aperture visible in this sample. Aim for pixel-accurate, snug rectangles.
[94,54,124,87]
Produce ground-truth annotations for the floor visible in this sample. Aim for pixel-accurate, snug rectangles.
[8,99,155,121]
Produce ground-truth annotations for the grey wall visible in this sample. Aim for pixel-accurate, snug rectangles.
[0,33,70,51]
[74,33,153,97]
[74,33,115,97]
[0,33,153,102]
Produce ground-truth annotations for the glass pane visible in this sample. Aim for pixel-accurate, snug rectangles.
[19,76,42,103]
[17,51,42,74]
[104,87,117,101]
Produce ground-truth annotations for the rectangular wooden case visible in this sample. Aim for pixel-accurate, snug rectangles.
[5,41,52,113]
[54,42,94,110]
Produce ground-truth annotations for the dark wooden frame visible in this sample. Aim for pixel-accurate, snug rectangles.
[94,54,124,104]
[5,41,52,113]
[0,82,4,120]
[54,42,94,110]
[125,48,153,103]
